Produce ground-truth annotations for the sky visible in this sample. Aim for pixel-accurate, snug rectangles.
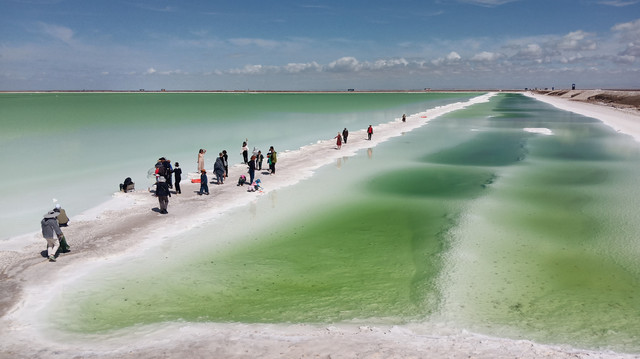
[1,0,639,91]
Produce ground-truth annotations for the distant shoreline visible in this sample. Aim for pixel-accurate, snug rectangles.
[0,89,497,94]
[2,88,639,94]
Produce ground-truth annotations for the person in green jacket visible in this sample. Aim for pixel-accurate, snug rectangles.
[268,146,277,175]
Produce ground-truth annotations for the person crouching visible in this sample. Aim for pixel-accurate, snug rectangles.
[41,210,65,262]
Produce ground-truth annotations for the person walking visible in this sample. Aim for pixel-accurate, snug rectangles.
[197,149,206,172]
[402,114,406,122]
[248,154,256,184]
[156,176,171,214]
[268,146,277,174]
[214,153,226,184]
[41,210,65,262]
[199,169,209,195]
[173,162,182,194]
[335,132,342,149]
[342,128,349,144]
[367,125,373,140]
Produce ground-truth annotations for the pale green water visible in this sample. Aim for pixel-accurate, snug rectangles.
[0,92,474,240]
[35,94,640,353]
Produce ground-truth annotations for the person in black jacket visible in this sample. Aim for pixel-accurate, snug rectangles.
[156,176,171,214]
[173,162,182,194]
[248,155,256,184]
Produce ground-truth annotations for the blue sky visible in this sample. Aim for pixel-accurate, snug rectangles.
[1,0,639,90]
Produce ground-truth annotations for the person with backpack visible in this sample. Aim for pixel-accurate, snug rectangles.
[41,210,65,262]
[156,176,171,214]
[164,159,173,188]
[155,157,167,181]
[53,203,69,227]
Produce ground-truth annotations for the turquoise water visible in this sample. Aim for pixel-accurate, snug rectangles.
[0,92,475,239]
[44,94,640,353]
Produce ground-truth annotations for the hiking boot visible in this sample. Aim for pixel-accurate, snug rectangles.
[48,255,56,262]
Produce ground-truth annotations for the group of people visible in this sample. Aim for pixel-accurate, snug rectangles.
[40,203,70,262]
[198,149,228,195]
[154,157,183,214]
[333,125,375,148]
[334,128,349,149]
[196,142,277,196]
[39,121,394,263]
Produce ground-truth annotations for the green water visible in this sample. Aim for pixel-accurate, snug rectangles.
[47,94,640,353]
[0,91,475,240]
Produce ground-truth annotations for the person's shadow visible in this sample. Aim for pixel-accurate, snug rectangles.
[151,207,162,213]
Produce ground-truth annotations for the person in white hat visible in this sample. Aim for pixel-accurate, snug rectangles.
[41,210,64,262]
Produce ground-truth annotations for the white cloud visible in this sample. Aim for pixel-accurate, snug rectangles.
[471,51,501,62]
[370,58,409,70]
[283,62,322,73]
[457,0,520,6]
[228,64,270,75]
[38,22,74,44]
[612,18,640,42]
[326,57,362,72]
[228,38,280,48]
[621,42,640,56]
[613,54,636,64]
[515,44,543,59]
[598,0,639,6]
[555,30,597,51]
[447,51,462,61]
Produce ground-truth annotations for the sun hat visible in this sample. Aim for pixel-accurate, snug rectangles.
[43,210,60,219]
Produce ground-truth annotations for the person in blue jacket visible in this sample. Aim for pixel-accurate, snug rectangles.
[199,169,209,195]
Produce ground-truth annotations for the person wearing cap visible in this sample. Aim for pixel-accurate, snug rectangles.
[173,162,182,194]
[53,203,69,226]
[41,210,64,262]
[156,176,171,214]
